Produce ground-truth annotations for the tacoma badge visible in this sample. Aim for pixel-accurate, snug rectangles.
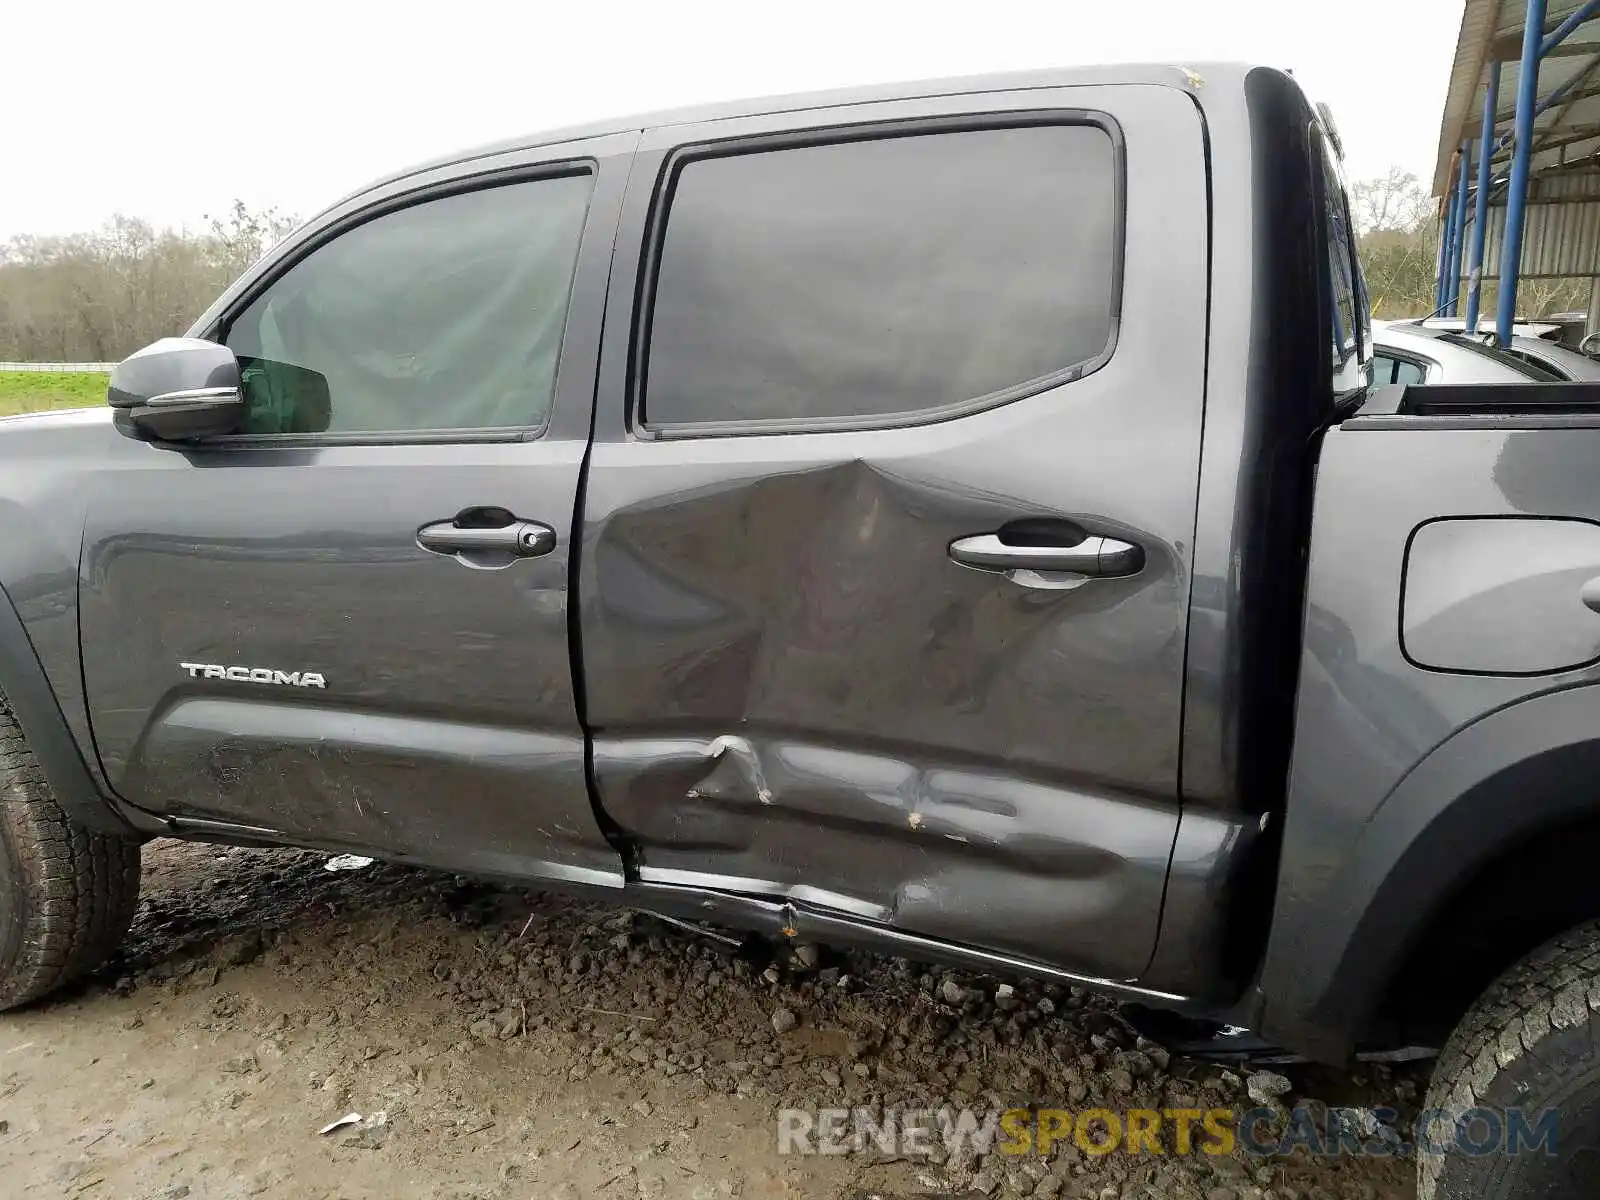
[179,662,327,688]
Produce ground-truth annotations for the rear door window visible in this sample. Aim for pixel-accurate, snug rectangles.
[641,123,1121,431]
[1369,354,1428,392]
[1393,358,1427,385]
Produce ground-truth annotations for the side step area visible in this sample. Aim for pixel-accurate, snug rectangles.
[1119,1004,1438,1066]
[156,812,1209,1016]
[627,878,1203,1013]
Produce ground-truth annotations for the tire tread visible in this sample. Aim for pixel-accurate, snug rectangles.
[0,688,139,1009]
[1420,919,1600,1199]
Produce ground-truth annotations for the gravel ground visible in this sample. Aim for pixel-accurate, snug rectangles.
[0,840,1422,1199]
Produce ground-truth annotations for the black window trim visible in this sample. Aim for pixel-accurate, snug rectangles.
[199,159,599,449]
[1435,331,1559,381]
[628,110,1127,440]
[1480,342,1569,382]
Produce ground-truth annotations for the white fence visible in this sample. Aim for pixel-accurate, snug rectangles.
[0,362,116,372]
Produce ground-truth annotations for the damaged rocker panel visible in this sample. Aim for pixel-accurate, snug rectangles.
[116,800,1204,1014]
[124,697,624,886]
[593,731,1255,991]
[627,879,1199,1011]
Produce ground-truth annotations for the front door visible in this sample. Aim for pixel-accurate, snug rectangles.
[79,133,634,888]
[578,88,1209,980]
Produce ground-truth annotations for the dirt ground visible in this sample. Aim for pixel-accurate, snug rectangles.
[0,840,1423,1199]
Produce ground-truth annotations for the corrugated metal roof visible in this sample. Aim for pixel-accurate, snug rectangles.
[1434,1,1600,196]
[1433,1,1600,277]
[1434,0,1504,196]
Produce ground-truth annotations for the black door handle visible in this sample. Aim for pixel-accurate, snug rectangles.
[417,514,556,559]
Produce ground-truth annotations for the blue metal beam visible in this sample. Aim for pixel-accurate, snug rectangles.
[1446,165,1466,307]
[1541,0,1600,56]
[1466,61,1501,332]
[1499,0,1550,344]
[1437,183,1455,311]
[1488,52,1600,158]
[1447,140,1473,314]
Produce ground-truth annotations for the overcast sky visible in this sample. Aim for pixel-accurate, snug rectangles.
[8,0,1462,238]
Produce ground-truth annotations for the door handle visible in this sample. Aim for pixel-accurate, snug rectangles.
[417,517,556,558]
[948,532,1143,577]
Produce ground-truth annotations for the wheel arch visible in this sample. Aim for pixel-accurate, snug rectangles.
[1258,683,1600,1061]
[0,583,134,836]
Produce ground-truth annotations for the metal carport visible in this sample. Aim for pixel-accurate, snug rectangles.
[1434,0,1600,340]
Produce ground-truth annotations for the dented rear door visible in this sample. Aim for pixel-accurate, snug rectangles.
[578,85,1208,981]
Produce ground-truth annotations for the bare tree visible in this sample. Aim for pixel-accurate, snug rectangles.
[1350,167,1589,320]
[0,204,297,361]
[1351,170,1442,318]
[1351,167,1434,236]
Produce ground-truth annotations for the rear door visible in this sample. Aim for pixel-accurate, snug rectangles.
[79,133,634,888]
[579,87,1208,980]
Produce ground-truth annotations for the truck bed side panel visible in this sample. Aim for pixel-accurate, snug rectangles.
[1261,418,1600,1059]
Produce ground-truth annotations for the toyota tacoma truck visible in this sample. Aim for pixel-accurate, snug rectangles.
[2,63,1598,1198]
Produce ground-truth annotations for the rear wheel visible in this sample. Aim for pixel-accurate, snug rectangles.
[1419,920,1600,1199]
[0,692,140,1008]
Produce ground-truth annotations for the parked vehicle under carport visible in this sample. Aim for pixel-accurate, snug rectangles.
[1369,319,1561,387]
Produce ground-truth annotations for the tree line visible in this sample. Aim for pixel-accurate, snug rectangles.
[0,203,298,362]
[0,176,1589,364]
[1353,167,1586,319]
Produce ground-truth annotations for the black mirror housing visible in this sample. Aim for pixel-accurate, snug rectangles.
[108,338,245,441]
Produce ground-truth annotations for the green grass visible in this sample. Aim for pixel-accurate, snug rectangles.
[0,372,109,417]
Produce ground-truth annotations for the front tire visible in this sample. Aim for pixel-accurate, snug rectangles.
[1420,920,1600,1198]
[0,692,140,1008]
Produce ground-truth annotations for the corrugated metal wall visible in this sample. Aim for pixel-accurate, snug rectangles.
[1482,175,1600,278]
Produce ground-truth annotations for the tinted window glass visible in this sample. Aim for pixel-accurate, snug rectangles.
[1319,140,1365,393]
[1393,358,1426,386]
[644,125,1119,428]
[226,174,592,434]
[1369,354,1425,393]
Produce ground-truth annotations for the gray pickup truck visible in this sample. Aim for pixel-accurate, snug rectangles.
[2,63,1597,1198]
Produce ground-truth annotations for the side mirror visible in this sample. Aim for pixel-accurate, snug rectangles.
[108,338,245,441]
